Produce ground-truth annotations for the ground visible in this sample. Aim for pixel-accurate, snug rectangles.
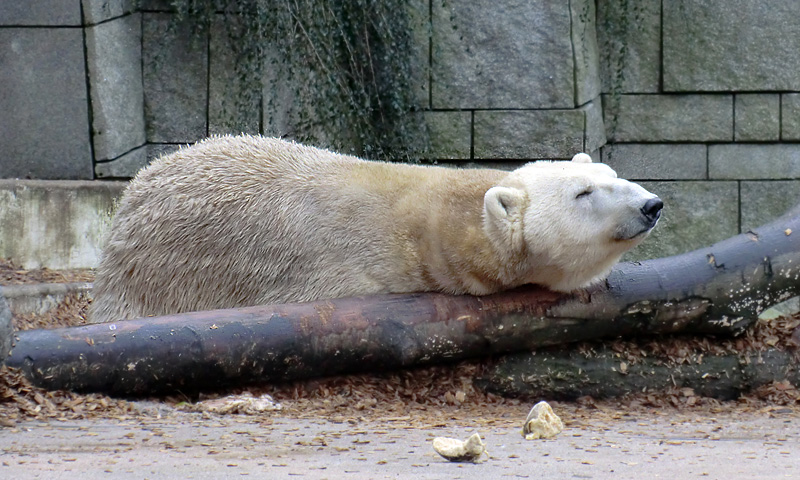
[1,260,799,478]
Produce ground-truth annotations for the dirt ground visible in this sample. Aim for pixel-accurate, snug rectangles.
[2,259,799,478]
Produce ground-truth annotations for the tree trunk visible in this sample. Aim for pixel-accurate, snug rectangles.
[6,205,800,396]
[478,346,800,401]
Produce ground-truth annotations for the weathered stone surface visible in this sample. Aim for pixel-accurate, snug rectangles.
[709,144,800,180]
[86,14,146,162]
[781,94,800,141]
[601,144,707,180]
[474,109,584,159]
[143,13,208,143]
[623,181,739,261]
[735,94,779,142]
[147,144,183,163]
[432,1,574,109]
[408,0,430,109]
[261,52,298,140]
[0,29,93,180]
[138,0,175,10]
[209,15,260,136]
[423,111,471,160]
[604,94,733,142]
[597,0,660,93]
[94,146,148,179]
[582,99,607,153]
[664,1,800,91]
[0,1,81,26]
[740,181,800,232]
[571,0,601,105]
[0,180,126,269]
[82,0,136,24]
[0,294,10,364]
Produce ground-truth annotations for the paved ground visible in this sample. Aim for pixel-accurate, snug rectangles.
[2,403,799,479]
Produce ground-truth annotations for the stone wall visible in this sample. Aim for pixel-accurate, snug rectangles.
[597,0,800,259]
[1,0,799,261]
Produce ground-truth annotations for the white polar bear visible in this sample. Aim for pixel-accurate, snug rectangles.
[89,135,662,323]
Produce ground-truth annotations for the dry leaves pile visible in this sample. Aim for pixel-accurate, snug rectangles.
[12,292,91,331]
[0,258,93,285]
[255,361,527,427]
[582,314,800,365]
[0,365,136,426]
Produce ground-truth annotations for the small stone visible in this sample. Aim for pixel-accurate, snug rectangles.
[432,432,486,463]
[188,393,282,415]
[522,401,564,440]
[786,229,793,236]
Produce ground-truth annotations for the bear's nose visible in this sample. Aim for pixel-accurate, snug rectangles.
[641,197,664,222]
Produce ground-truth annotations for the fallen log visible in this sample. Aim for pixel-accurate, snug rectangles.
[5,205,800,396]
[478,345,800,401]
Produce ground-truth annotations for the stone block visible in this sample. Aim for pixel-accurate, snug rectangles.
[582,99,607,153]
[664,1,800,91]
[604,94,733,143]
[571,0,601,105]
[623,181,739,261]
[474,109,584,160]
[781,94,800,141]
[138,0,175,10]
[709,144,800,180]
[601,144,707,180]
[261,50,298,140]
[0,180,126,269]
[82,0,137,24]
[0,1,81,26]
[423,111,471,160]
[408,0,430,109]
[597,0,660,93]
[735,94,779,142]
[0,29,93,180]
[431,1,574,109]
[95,146,148,179]
[740,181,800,232]
[209,14,261,136]
[143,13,208,143]
[147,144,182,163]
[86,14,146,162]
[0,294,10,364]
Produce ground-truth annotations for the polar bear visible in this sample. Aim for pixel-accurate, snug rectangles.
[89,135,662,323]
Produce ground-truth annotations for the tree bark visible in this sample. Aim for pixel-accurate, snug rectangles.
[478,346,800,401]
[5,205,800,396]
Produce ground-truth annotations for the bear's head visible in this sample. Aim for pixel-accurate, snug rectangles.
[483,153,662,292]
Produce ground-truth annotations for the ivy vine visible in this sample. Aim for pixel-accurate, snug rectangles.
[162,0,429,161]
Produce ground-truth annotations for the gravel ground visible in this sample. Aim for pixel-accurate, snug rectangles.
[2,403,798,479]
[2,260,799,478]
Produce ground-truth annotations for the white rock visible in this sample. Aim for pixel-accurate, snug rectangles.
[432,432,487,463]
[522,401,564,440]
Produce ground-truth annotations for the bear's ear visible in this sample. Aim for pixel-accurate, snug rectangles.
[484,187,526,253]
[484,186,525,220]
[571,153,592,163]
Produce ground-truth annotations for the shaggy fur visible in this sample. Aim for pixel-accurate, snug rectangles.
[90,135,660,323]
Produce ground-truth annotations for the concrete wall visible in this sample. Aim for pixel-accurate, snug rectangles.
[0,180,126,269]
[0,1,799,264]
